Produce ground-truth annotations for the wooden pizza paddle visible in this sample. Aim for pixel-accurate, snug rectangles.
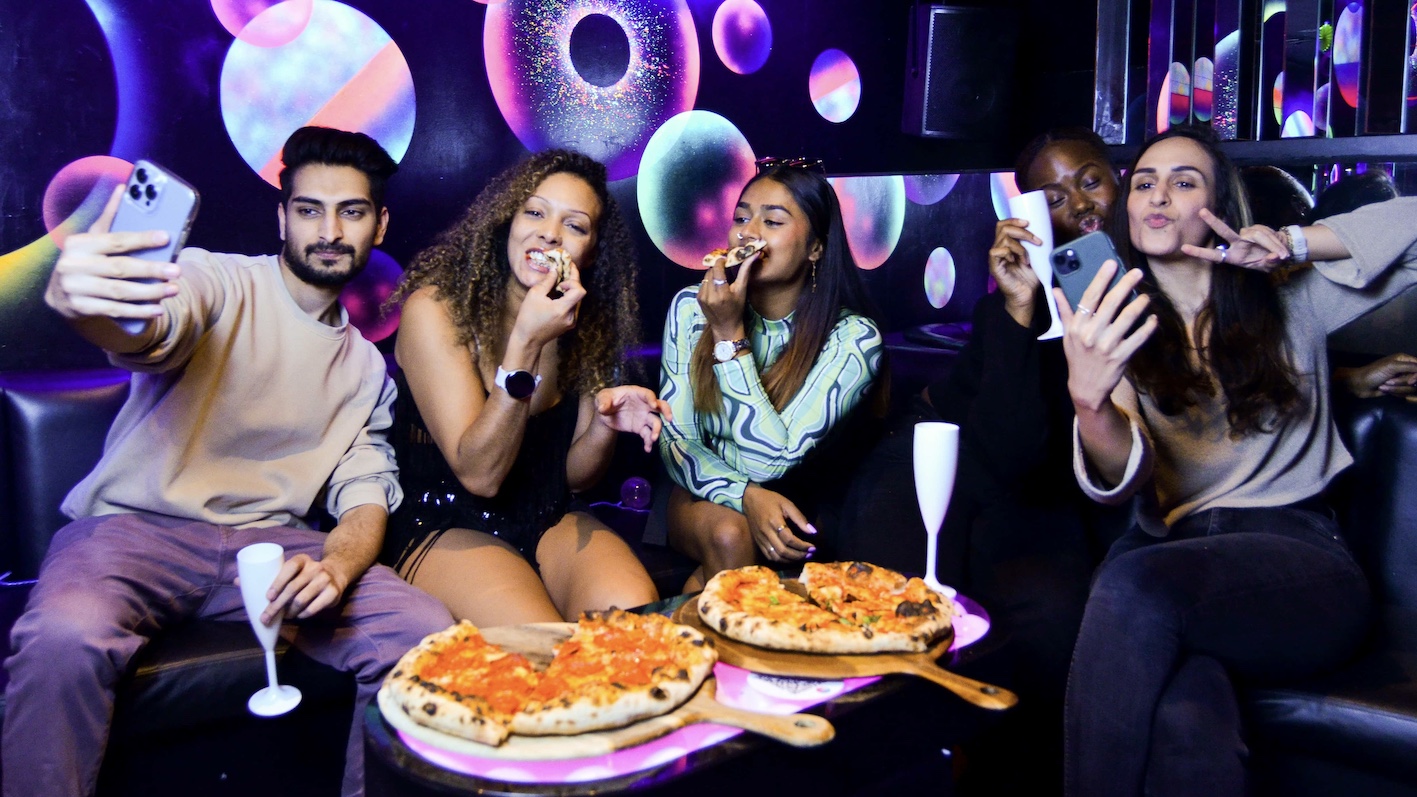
[675,596,1018,712]
[377,623,834,761]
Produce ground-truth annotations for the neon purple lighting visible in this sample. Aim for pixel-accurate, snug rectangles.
[712,0,771,75]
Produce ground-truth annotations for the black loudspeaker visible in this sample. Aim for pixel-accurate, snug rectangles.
[902,5,1018,139]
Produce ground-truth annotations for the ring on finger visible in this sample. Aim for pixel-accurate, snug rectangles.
[775,524,786,534]
[1076,305,1094,316]
[1217,244,1229,264]
[712,278,728,286]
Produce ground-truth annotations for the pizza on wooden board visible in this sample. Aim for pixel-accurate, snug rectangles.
[383,610,717,745]
[698,562,952,654]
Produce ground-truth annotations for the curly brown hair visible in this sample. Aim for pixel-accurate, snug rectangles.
[388,150,640,396]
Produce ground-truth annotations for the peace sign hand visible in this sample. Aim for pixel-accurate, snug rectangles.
[1180,208,1291,272]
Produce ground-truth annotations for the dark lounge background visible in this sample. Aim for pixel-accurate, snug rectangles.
[0,0,1097,372]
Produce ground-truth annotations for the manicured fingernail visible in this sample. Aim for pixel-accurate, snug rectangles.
[808,546,817,553]
[163,265,180,278]
[805,524,818,535]
[805,552,813,558]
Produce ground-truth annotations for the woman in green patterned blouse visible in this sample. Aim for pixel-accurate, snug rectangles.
[658,163,884,592]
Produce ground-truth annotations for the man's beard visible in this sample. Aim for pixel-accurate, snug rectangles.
[282,240,367,288]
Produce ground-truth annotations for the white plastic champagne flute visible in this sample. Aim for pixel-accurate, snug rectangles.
[914,422,960,599]
[1006,189,1064,340]
[237,542,303,717]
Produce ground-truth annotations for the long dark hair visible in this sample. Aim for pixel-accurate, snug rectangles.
[1115,126,1302,437]
[387,150,639,395]
[690,165,876,414]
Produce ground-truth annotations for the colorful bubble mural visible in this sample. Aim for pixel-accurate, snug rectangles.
[809,49,860,123]
[485,0,700,181]
[904,173,960,206]
[923,247,956,309]
[637,110,756,269]
[340,248,401,342]
[989,172,1020,221]
[211,0,312,46]
[1192,57,1214,122]
[220,0,415,187]
[712,0,771,75]
[829,175,905,270]
[1334,2,1363,109]
[42,157,134,250]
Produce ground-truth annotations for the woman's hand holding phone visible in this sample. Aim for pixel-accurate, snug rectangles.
[1054,261,1157,413]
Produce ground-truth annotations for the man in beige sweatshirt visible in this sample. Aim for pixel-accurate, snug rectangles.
[5,127,453,797]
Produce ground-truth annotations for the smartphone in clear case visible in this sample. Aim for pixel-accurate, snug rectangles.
[108,160,200,332]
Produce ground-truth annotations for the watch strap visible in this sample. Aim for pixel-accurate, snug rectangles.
[1282,225,1309,263]
[495,365,541,398]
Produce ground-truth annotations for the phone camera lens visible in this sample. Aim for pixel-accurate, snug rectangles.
[128,185,142,200]
[135,168,148,184]
[145,185,158,200]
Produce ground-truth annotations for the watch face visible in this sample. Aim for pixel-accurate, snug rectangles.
[714,340,735,363]
[504,369,537,399]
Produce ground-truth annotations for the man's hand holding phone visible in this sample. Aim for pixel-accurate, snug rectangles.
[45,185,181,344]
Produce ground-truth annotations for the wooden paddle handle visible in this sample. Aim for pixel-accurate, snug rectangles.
[902,661,1019,711]
[683,704,835,747]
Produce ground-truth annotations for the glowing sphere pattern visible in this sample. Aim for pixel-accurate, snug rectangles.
[1168,62,1191,126]
[1334,2,1363,109]
[220,0,415,187]
[1214,30,1241,138]
[1282,110,1315,138]
[485,0,700,181]
[923,247,956,309]
[809,49,860,123]
[712,0,771,75]
[904,173,960,205]
[339,248,401,343]
[989,172,1020,221]
[1315,83,1331,132]
[42,156,133,250]
[829,175,905,271]
[620,476,652,509]
[1273,72,1285,124]
[1155,69,1172,133]
[1192,58,1214,122]
[637,111,756,269]
[211,0,312,46]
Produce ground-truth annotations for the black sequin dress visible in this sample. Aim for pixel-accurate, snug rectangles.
[382,371,582,576]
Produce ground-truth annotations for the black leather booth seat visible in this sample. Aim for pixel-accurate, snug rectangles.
[1247,393,1417,796]
[0,371,353,796]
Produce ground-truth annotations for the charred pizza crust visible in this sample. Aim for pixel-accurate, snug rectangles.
[512,610,716,735]
[383,612,717,745]
[528,248,573,283]
[701,238,767,270]
[383,620,535,746]
[699,563,952,654]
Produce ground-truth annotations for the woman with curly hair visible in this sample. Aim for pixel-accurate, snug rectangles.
[659,162,883,591]
[382,150,667,624]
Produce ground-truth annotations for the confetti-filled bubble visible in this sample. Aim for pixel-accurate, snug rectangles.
[829,175,905,271]
[339,248,401,343]
[1273,71,1285,125]
[923,247,956,309]
[211,0,312,46]
[904,173,960,205]
[1214,30,1241,138]
[1334,1,1363,109]
[42,156,133,249]
[809,49,860,123]
[485,0,700,181]
[1192,57,1214,122]
[220,0,415,187]
[712,0,771,75]
[637,110,756,269]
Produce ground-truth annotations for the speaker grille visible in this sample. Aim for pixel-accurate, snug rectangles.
[903,6,1017,139]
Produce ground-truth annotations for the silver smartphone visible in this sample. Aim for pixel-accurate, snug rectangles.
[108,160,200,332]
[1051,231,1136,314]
